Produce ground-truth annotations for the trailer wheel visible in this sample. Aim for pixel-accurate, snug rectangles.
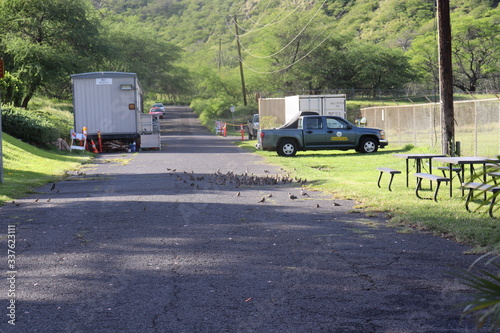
[358,137,378,153]
[277,139,298,157]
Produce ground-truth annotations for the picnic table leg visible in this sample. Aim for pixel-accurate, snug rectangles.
[466,165,475,197]
[432,181,442,202]
[416,159,421,190]
[448,164,454,197]
[405,159,409,187]
[483,164,488,200]
[488,192,499,218]
[427,158,433,190]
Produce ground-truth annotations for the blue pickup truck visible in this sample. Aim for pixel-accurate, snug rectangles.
[257,115,388,157]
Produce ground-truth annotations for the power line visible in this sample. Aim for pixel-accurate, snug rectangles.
[237,0,368,74]
[235,0,328,60]
[225,3,299,39]
[238,0,277,33]
[236,1,299,36]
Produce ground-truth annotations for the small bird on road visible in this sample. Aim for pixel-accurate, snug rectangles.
[316,203,320,208]
[333,202,341,206]
[236,192,241,197]
[50,183,56,191]
[288,193,297,200]
[300,189,310,197]
[258,197,266,203]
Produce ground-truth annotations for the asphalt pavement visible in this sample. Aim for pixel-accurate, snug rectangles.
[1,106,485,332]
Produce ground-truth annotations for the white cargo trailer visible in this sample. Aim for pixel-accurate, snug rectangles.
[71,72,144,141]
[284,95,346,123]
[259,95,347,127]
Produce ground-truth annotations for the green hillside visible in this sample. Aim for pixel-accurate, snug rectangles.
[1,0,498,112]
[96,0,499,100]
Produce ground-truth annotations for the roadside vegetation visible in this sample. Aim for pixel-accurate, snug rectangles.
[0,133,91,204]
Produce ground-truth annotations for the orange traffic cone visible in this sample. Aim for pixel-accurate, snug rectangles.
[90,140,99,153]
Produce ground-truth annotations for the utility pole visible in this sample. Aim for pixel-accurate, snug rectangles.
[437,0,455,155]
[234,15,248,106]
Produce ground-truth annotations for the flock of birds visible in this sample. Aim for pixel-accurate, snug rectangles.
[168,167,342,207]
[9,168,342,208]
[168,167,307,188]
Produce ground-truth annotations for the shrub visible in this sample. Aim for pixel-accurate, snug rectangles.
[1,106,60,146]
[190,97,232,126]
[0,72,24,106]
[235,103,258,117]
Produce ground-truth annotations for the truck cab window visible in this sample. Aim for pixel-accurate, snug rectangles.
[306,118,322,129]
[326,118,346,129]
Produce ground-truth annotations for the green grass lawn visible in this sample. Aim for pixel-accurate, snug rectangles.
[0,133,92,203]
[236,140,500,253]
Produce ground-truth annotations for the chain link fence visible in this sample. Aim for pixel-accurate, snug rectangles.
[361,98,500,157]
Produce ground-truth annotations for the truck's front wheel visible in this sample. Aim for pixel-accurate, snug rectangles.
[277,140,298,157]
[358,137,378,153]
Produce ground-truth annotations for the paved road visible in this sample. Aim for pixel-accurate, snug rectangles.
[1,106,483,332]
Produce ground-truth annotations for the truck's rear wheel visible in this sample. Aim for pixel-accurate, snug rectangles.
[358,137,378,153]
[277,140,298,157]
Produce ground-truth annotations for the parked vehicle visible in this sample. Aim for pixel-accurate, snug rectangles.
[247,114,259,140]
[152,103,166,114]
[149,106,164,119]
[257,115,388,157]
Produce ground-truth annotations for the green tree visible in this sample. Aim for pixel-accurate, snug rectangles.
[0,0,104,108]
[266,36,416,95]
[348,42,417,93]
[408,34,439,91]
[451,9,500,92]
[100,19,193,99]
[410,8,500,92]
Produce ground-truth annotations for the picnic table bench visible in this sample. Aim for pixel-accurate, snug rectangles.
[414,173,450,202]
[487,171,500,185]
[376,167,401,191]
[463,182,500,218]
